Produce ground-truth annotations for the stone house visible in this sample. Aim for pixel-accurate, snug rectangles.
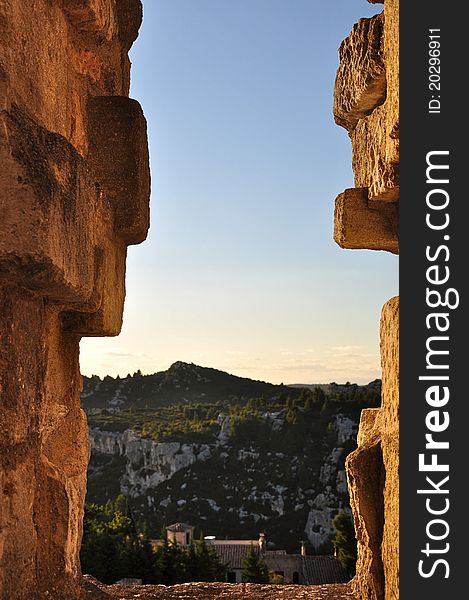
[157,524,349,585]
[166,522,194,547]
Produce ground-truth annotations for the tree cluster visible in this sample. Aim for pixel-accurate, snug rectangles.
[80,496,227,584]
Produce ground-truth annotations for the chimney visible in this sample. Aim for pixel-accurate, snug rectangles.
[258,533,266,554]
[300,541,306,556]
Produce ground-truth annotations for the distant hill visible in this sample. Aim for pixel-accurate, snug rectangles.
[289,379,382,395]
[82,361,381,412]
[81,361,304,411]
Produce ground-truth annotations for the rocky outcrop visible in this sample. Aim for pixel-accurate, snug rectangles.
[333,1,399,599]
[0,2,149,599]
[89,429,212,494]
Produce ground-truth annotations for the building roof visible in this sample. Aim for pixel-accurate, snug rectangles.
[212,543,350,585]
[213,544,258,570]
[166,522,194,532]
[302,555,350,585]
[211,539,258,546]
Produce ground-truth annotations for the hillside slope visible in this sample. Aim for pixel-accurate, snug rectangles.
[82,363,380,553]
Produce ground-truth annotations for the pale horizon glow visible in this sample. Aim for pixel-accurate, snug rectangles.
[80,0,398,386]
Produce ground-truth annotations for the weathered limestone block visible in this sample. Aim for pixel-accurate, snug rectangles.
[334,0,399,202]
[63,0,118,40]
[333,14,386,131]
[88,96,150,245]
[0,105,100,302]
[351,105,399,201]
[334,188,398,254]
[346,297,399,600]
[378,296,399,600]
[0,1,149,598]
[346,423,385,600]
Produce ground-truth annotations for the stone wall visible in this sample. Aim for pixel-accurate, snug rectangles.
[0,2,150,598]
[333,1,399,599]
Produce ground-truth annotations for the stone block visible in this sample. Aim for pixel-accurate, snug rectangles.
[62,243,127,336]
[351,106,399,201]
[334,14,386,132]
[334,188,398,254]
[62,0,117,40]
[0,107,98,303]
[88,96,151,245]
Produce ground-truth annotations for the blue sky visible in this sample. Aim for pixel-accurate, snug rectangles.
[80,0,398,384]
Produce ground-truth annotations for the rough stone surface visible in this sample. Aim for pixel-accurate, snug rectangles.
[333,1,400,598]
[333,14,386,131]
[0,1,149,598]
[350,106,399,202]
[346,298,399,600]
[334,0,399,202]
[334,188,398,254]
[81,577,358,599]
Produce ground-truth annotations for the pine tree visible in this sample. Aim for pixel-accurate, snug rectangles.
[195,537,227,582]
[186,542,199,581]
[136,525,160,583]
[157,535,188,584]
[241,546,269,583]
[331,511,357,575]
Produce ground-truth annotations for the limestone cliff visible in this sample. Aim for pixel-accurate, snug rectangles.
[0,2,150,599]
[333,1,399,599]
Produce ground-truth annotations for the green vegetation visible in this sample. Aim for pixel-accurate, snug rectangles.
[80,496,156,583]
[80,496,227,584]
[331,511,357,575]
[84,374,381,555]
[88,384,380,445]
[88,405,220,443]
[241,546,270,583]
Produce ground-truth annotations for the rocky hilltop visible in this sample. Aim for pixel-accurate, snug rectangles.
[82,363,381,554]
[82,361,302,410]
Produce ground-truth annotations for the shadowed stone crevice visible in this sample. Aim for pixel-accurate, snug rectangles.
[347,441,385,600]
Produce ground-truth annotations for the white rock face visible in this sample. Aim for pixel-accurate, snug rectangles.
[304,508,337,550]
[319,447,345,486]
[336,469,348,495]
[89,428,211,498]
[304,488,346,550]
[217,414,231,446]
[334,415,358,445]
